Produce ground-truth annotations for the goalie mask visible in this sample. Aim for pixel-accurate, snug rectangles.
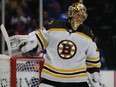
[68,2,88,30]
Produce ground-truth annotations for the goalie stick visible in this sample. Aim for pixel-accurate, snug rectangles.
[0,24,12,56]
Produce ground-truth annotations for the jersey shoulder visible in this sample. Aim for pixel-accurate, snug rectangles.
[44,19,66,30]
[77,24,95,41]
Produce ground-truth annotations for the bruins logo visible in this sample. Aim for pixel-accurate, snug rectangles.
[57,40,77,59]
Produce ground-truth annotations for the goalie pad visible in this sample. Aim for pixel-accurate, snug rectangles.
[87,72,107,87]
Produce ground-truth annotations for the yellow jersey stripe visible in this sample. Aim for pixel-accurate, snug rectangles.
[48,28,67,32]
[75,32,92,40]
[86,62,101,67]
[42,69,87,78]
[36,31,47,48]
[86,57,100,61]
[44,62,86,73]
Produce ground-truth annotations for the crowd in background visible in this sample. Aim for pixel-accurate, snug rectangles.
[0,0,116,70]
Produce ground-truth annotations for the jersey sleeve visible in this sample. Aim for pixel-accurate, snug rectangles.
[30,19,56,53]
[26,27,49,53]
[86,41,101,73]
[35,28,49,52]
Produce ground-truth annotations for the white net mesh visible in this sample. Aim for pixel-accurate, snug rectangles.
[0,54,10,87]
[16,59,40,87]
[0,54,43,87]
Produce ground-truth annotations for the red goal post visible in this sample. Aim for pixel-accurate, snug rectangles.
[0,54,44,87]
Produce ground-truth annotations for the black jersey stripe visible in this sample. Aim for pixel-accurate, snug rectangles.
[35,34,44,50]
[86,60,100,63]
[43,66,86,75]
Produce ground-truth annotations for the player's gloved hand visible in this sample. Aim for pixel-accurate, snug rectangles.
[19,38,38,53]
[10,33,38,53]
[87,72,107,87]
[10,35,28,54]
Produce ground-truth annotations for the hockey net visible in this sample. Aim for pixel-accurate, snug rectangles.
[0,54,44,87]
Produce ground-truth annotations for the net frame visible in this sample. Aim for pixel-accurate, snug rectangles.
[0,55,44,87]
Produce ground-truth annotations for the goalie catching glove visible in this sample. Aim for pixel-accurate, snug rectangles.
[10,31,38,54]
[87,72,107,87]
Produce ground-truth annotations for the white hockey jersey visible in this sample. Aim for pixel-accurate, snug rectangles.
[33,20,101,83]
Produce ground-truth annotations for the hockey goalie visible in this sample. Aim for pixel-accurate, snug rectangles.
[9,2,107,87]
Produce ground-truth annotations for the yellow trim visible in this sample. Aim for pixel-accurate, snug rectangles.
[42,69,87,78]
[48,28,67,32]
[75,32,92,40]
[86,57,100,61]
[44,62,86,73]
[36,31,47,48]
[86,62,101,67]
[48,20,54,25]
